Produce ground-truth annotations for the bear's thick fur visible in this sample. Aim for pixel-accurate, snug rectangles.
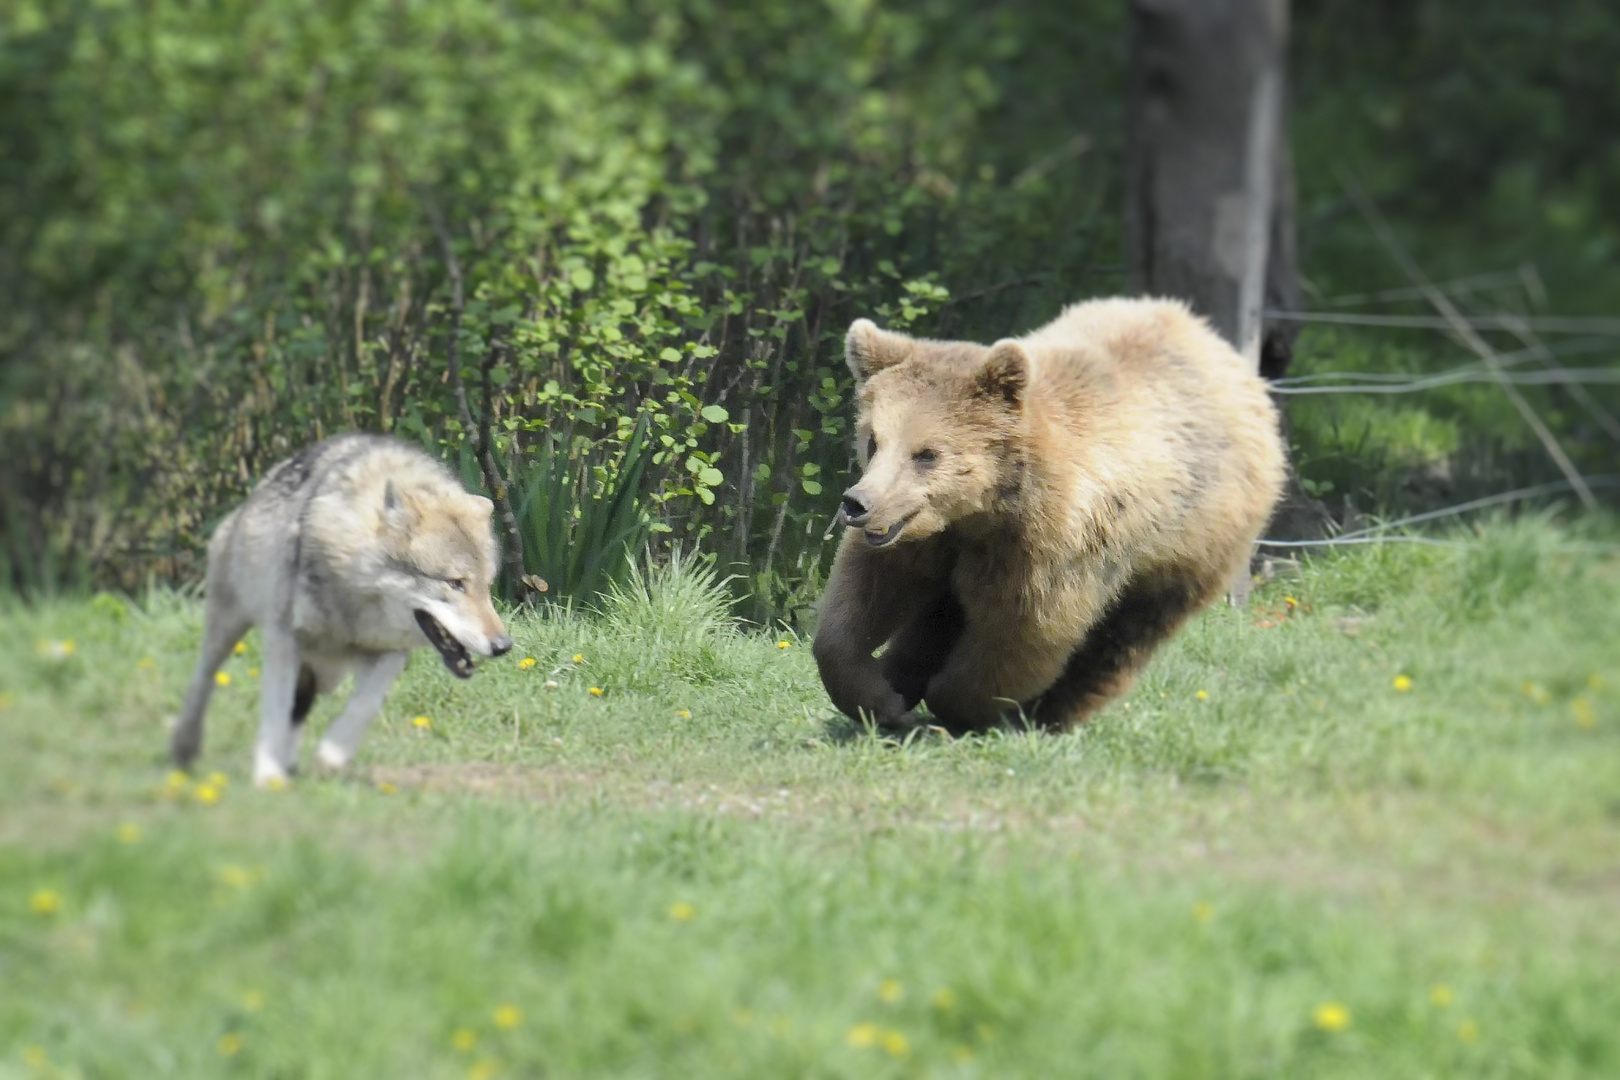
[813,297,1286,734]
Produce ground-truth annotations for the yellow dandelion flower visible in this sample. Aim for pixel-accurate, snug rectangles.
[193,783,222,805]
[931,987,957,1011]
[242,989,265,1012]
[1430,984,1453,1008]
[1589,673,1605,692]
[163,770,189,796]
[951,1044,975,1064]
[572,653,585,664]
[137,656,157,670]
[777,640,791,649]
[517,656,537,670]
[207,772,228,788]
[38,639,77,659]
[451,1028,478,1053]
[234,641,247,656]
[669,902,696,922]
[846,1022,880,1049]
[1195,688,1209,701]
[492,1005,521,1030]
[1193,901,1215,923]
[1313,1002,1351,1032]
[676,709,691,719]
[877,978,903,1003]
[0,693,12,710]
[588,686,604,697]
[1522,681,1550,705]
[1457,1020,1479,1043]
[467,1059,500,1080]
[1393,674,1413,692]
[376,781,398,795]
[30,889,62,915]
[261,775,288,792]
[1572,698,1596,729]
[413,715,432,730]
[881,1030,910,1057]
[218,865,254,889]
[214,671,232,687]
[23,1045,48,1068]
[116,823,143,844]
[248,667,260,678]
[217,1032,243,1058]
[1284,596,1298,609]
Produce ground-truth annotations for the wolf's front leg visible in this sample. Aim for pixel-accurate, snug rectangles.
[254,628,304,788]
[315,652,409,771]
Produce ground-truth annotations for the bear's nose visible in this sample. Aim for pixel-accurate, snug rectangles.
[840,489,871,527]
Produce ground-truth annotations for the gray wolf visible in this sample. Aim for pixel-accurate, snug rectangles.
[814,298,1285,735]
[170,434,513,787]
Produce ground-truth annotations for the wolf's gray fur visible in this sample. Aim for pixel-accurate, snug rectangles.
[171,435,512,787]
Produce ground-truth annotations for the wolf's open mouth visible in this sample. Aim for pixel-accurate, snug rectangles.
[414,610,475,679]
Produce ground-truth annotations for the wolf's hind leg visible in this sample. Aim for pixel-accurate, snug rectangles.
[278,664,319,772]
[253,627,304,788]
[170,599,251,769]
[315,652,408,771]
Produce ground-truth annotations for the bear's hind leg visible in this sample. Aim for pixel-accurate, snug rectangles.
[1029,570,1223,731]
[880,590,967,711]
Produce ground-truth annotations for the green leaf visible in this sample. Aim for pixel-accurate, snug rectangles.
[801,479,822,496]
[700,405,729,423]
[698,467,723,487]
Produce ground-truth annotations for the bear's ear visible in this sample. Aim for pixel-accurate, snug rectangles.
[846,319,912,382]
[977,340,1029,408]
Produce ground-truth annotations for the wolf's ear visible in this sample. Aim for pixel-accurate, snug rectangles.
[977,340,1029,409]
[467,494,494,518]
[846,319,912,383]
[382,480,412,532]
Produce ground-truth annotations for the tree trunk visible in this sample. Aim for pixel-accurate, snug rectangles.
[1125,0,1326,601]
[1126,0,1294,366]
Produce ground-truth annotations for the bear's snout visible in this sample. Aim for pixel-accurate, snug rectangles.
[840,488,872,527]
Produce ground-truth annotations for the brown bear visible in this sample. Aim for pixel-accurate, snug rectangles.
[813,297,1286,735]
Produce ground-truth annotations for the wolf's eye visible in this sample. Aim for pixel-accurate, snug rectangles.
[866,434,877,459]
[913,448,938,466]
[448,578,467,593]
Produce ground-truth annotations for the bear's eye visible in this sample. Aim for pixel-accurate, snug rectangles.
[913,448,938,466]
[866,434,877,459]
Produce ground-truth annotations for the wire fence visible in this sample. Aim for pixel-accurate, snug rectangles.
[1251,177,1618,556]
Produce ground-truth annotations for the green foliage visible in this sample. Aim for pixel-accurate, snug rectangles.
[0,0,1124,608]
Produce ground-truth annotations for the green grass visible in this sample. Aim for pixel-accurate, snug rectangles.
[2,522,1618,1078]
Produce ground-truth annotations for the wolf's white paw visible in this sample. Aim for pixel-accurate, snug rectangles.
[252,751,291,790]
[314,740,353,771]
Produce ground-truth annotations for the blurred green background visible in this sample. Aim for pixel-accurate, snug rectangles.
[3,0,1616,616]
